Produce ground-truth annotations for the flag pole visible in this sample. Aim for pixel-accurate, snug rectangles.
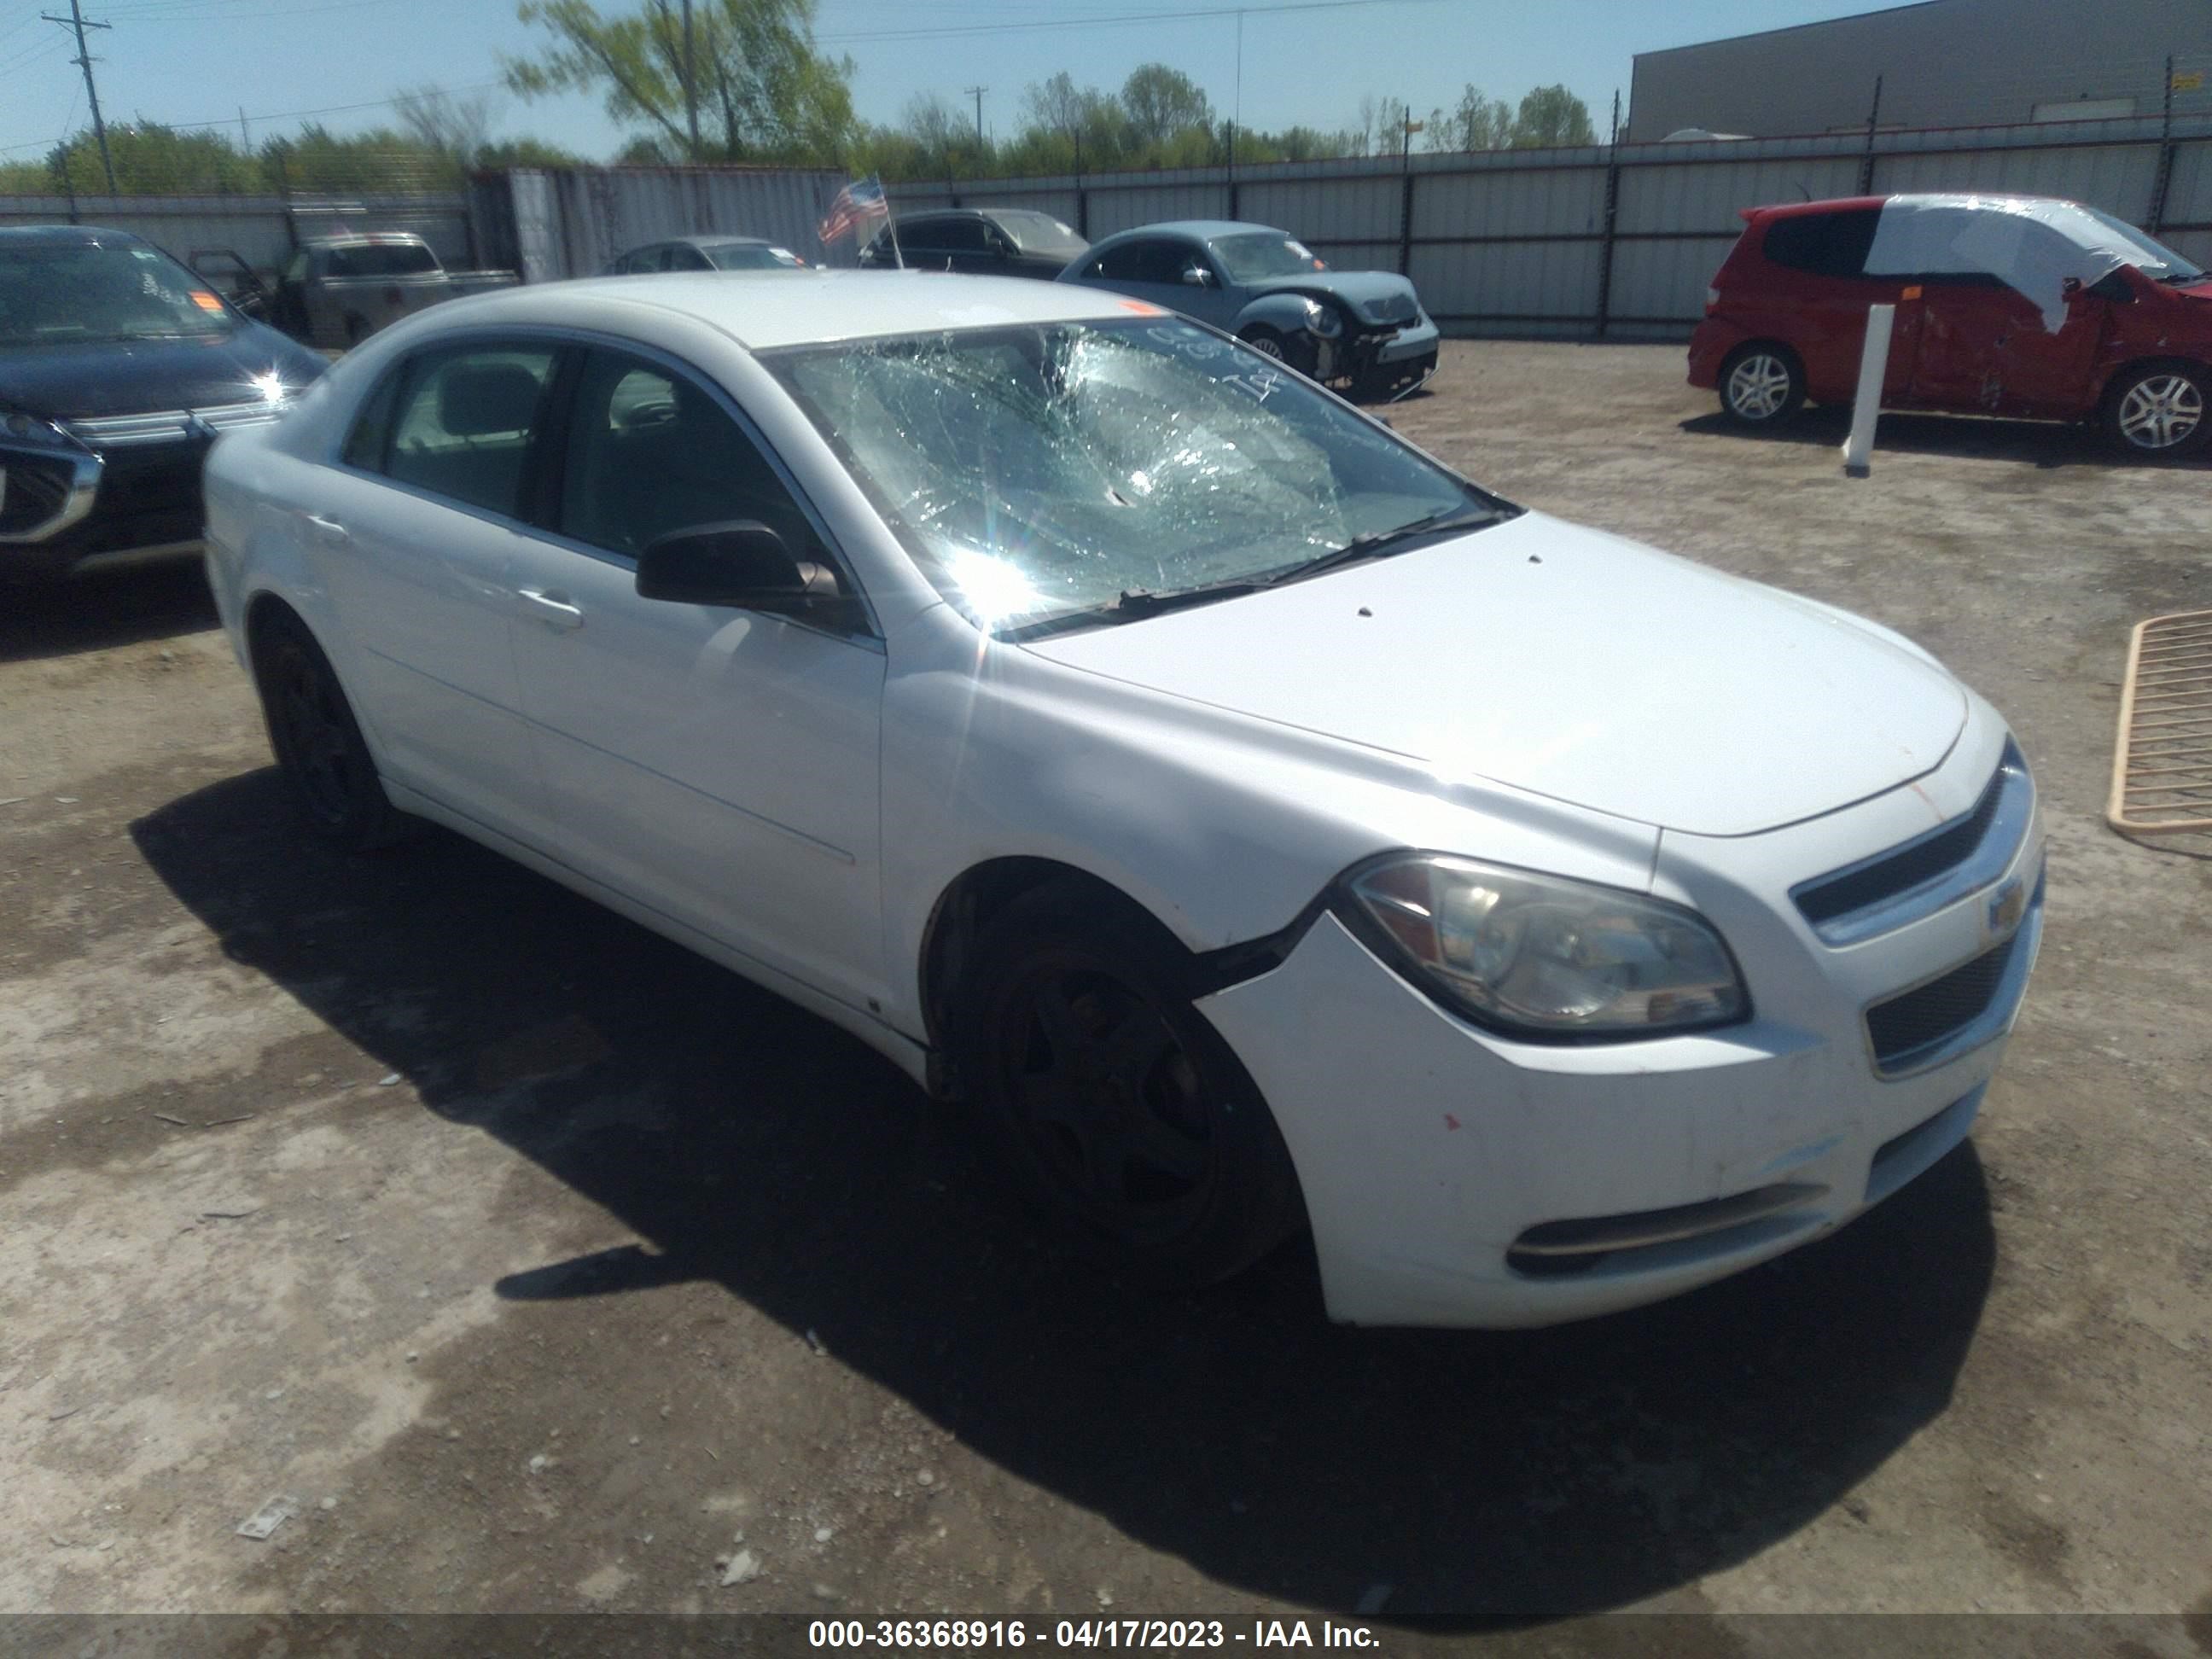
[881,177,904,270]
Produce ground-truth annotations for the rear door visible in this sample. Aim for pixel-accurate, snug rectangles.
[317,338,561,843]
[503,343,889,1012]
[1755,207,1920,404]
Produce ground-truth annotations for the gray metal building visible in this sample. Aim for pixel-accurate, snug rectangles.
[1627,0,2210,141]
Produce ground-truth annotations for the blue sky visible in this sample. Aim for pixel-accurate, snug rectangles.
[1,0,1892,164]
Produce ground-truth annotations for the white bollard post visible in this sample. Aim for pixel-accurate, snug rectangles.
[1842,302,1895,477]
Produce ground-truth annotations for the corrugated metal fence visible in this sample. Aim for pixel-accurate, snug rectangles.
[472,166,851,283]
[882,110,2212,340]
[13,109,2210,341]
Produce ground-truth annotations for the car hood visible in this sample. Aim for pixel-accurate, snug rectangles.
[0,323,323,421]
[1244,268,1423,317]
[1020,512,1967,837]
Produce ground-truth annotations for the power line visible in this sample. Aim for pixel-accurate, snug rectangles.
[813,0,1441,44]
[963,84,987,145]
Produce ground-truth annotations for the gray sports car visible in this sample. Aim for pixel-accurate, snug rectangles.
[1060,220,1438,396]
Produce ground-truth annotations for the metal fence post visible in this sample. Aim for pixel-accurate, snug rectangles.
[1593,148,1622,339]
[1398,161,1415,277]
[1857,75,1883,195]
[2148,54,2176,233]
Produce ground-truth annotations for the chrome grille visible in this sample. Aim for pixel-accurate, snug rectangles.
[1792,742,2031,946]
[64,399,290,449]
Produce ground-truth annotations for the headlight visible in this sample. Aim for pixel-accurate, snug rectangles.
[1344,854,1748,1039]
[1301,298,1342,338]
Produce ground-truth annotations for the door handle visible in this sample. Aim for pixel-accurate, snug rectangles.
[304,513,349,547]
[516,586,585,630]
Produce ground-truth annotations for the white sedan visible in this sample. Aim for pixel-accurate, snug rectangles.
[204,271,2045,1329]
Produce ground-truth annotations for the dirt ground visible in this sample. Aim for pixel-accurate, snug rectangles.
[3,341,2209,1648]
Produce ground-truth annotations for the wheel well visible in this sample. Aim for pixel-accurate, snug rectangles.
[243,591,307,667]
[1721,338,1802,374]
[918,858,1186,1055]
[2095,354,2210,408]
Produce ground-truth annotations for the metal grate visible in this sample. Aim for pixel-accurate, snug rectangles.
[1866,931,2020,1076]
[2108,610,2212,835]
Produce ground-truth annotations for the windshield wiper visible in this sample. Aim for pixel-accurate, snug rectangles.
[998,578,1269,641]
[1105,579,1269,617]
[1266,504,1509,587]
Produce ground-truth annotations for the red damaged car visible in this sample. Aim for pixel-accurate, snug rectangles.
[1690,193,2211,457]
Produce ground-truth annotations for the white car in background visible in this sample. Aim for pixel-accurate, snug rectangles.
[203,271,2044,1329]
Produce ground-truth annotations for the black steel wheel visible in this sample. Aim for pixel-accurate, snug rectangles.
[252,610,408,851]
[956,884,1305,1286]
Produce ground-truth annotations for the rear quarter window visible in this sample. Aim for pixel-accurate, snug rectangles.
[1761,210,1882,279]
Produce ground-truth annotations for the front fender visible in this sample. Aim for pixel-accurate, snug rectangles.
[1236,291,1333,341]
[874,606,1661,1045]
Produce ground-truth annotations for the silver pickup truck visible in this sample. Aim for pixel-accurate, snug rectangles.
[245,233,518,349]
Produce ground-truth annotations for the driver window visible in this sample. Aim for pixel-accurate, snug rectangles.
[558,347,819,561]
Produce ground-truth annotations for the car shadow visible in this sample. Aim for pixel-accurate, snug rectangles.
[1679,405,2211,471]
[0,562,219,665]
[131,769,1996,1624]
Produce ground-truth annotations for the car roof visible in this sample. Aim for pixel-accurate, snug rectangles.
[421,269,1140,350]
[0,224,145,247]
[1748,193,2082,222]
[672,235,773,247]
[1092,220,1289,245]
[306,231,429,247]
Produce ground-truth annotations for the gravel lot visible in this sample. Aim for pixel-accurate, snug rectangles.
[3,341,2209,1646]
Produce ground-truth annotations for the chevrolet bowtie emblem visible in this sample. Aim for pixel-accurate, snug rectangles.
[1988,876,2027,937]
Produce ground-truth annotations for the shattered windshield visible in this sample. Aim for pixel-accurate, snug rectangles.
[764,317,1489,635]
[2072,206,2204,282]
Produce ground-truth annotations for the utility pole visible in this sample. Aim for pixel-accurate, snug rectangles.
[679,0,700,160]
[43,0,116,195]
[964,85,987,146]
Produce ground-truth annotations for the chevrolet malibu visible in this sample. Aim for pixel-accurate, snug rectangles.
[203,272,2045,1328]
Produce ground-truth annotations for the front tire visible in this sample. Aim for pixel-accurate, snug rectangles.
[1719,342,1806,427]
[251,610,409,852]
[1240,326,1319,381]
[2102,360,2208,457]
[953,885,1306,1287]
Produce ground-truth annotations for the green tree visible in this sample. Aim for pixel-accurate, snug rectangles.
[1120,63,1211,149]
[1509,84,1596,148]
[1424,84,1511,153]
[504,0,856,162]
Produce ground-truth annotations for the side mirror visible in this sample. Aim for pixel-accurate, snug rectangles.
[635,521,860,628]
[1179,265,1211,287]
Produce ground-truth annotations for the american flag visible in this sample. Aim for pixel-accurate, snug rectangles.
[818,177,890,245]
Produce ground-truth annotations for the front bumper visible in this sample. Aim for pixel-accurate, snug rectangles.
[1,402,285,581]
[1196,731,2044,1329]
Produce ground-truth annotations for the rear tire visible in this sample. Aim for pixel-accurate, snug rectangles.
[952,883,1306,1288]
[251,609,409,853]
[2101,360,2208,457]
[1719,342,1806,427]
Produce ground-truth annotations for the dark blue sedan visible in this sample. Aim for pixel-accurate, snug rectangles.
[1,224,325,582]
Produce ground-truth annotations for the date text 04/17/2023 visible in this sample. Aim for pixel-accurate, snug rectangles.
[806,1620,1383,1649]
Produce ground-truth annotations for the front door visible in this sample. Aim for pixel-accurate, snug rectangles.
[1903,214,2109,416]
[1091,237,1230,325]
[504,345,888,1015]
[318,339,560,843]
